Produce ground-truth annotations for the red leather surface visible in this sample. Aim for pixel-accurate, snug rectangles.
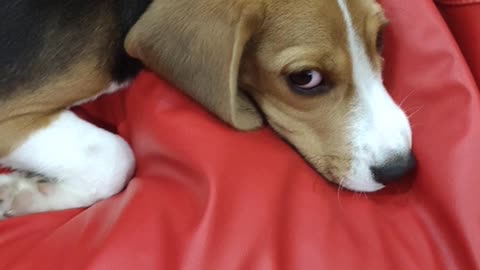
[436,0,480,85]
[1,0,480,269]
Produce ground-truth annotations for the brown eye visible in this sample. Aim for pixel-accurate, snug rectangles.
[287,70,330,95]
[376,28,385,53]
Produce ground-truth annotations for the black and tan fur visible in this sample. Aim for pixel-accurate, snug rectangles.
[0,0,415,218]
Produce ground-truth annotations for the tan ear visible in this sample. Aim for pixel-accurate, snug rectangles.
[125,1,264,130]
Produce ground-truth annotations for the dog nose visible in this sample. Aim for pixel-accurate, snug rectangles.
[371,152,416,185]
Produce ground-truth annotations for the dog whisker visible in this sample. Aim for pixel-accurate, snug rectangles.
[407,106,423,119]
[398,89,417,107]
[403,105,423,113]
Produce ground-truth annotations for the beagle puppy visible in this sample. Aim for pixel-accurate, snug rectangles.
[0,0,415,218]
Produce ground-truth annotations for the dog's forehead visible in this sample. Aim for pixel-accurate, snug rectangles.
[345,0,383,16]
[262,0,346,43]
[259,0,380,48]
[344,0,385,29]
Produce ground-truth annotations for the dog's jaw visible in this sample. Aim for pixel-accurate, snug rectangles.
[337,0,413,192]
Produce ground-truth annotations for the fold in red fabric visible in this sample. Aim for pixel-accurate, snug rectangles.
[1,0,479,269]
[436,0,480,86]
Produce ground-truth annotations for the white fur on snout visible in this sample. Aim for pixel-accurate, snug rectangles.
[337,0,412,192]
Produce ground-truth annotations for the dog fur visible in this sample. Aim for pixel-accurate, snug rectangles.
[0,0,414,218]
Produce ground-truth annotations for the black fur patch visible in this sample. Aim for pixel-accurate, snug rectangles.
[111,0,153,82]
[0,0,152,98]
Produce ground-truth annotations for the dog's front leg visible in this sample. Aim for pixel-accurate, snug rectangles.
[0,111,135,218]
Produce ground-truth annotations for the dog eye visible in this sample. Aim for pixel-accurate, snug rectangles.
[288,70,329,95]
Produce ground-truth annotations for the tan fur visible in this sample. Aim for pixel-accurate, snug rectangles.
[238,0,357,180]
[1,0,387,188]
[126,0,386,185]
[125,0,265,130]
[0,9,116,157]
[347,0,389,71]
[0,58,112,156]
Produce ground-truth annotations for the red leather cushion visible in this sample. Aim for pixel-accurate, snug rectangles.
[436,0,480,85]
[1,0,480,269]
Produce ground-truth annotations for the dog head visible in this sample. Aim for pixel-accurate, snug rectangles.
[125,0,415,192]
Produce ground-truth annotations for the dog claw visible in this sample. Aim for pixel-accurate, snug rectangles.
[0,172,51,220]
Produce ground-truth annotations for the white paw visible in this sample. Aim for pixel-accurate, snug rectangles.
[0,172,53,219]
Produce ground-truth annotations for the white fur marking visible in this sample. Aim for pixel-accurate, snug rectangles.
[0,111,135,215]
[336,0,412,192]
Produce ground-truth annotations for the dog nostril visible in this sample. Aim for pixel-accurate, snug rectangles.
[372,152,416,185]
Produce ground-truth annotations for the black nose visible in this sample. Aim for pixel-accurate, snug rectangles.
[371,152,416,185]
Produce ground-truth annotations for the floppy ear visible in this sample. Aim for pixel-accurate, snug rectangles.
[125,1,264,130]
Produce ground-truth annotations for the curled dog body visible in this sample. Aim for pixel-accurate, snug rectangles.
[0,0,415,218]
[126,0,415,192]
